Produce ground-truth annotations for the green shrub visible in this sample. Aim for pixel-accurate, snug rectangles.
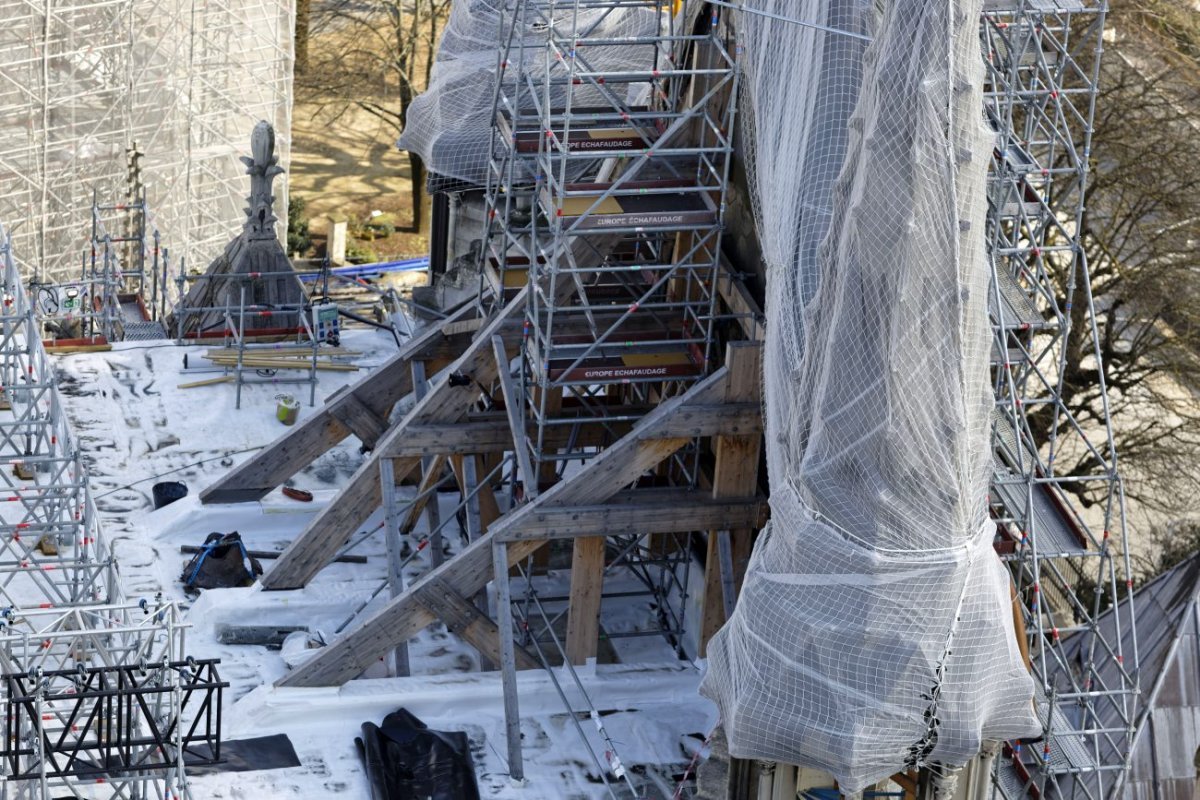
[345,242,377,264]
[287,196,313,255]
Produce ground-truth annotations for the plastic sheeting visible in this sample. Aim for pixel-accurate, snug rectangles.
[355,708,480,800]
[699,0,1040,790]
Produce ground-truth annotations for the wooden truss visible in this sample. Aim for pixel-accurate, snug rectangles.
[198,267,765,669]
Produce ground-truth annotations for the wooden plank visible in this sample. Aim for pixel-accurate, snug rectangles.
[200,303,475,504]
[261,293,527,589]
[205,356,359,371]
[380,403,761,458]
[395,421,513,455]
[279,363,730,686]
[700,342,764,656]
[177,375,235,389]
[43,343,113,354]
[565,536,606,665]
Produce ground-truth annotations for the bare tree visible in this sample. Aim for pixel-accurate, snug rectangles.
[302,0,451,232]
[1034,9,1200,514]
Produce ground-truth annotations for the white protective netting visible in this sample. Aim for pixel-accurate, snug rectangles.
[699,0,1040,790]
[400,0,662,186]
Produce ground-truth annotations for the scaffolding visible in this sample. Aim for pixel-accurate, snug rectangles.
[0,601,225,800]
[186,0,1137,795]
[472,0,745,783]
[0,0,294,285]
[482,0,739,490]
[0,226,218,800]
[981,2,1137,799]
[0,225,118,611]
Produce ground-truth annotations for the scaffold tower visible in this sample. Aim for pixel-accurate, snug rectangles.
[0,226,117,610]
[0,0,294,284]
[471,0,748,782]
[483,0,739,489]
[982,0,1137,798]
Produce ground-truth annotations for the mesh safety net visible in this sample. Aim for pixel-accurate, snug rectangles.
[698,0,1040,790]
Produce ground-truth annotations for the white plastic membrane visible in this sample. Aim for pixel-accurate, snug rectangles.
[699,0,1040,789]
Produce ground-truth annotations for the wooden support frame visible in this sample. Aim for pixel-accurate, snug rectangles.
[382,403,760,457]
[261,292,528,590]
[565,536,606,665]
[276,355,759,687]
[199,261,761,506]
[699,342,763,654]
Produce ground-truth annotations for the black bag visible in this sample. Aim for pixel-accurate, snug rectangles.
[180,532,263,590]
[355,708,481,800]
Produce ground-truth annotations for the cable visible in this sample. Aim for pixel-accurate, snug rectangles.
[95,445,266,498]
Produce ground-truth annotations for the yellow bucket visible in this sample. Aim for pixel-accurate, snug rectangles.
[275,394,300,426]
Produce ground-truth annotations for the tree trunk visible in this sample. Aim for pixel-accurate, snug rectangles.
[295,0,310,74]
[408,152,425,234]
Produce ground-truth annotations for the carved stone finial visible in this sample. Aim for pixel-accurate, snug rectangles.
[241,120,285,240]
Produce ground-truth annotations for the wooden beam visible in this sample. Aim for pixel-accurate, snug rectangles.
[382,403,761,457]
[398,454,448,537]
[419,577,538,670]
[715,265,765,343]
[495,492,766,541]
[199,304,475,503]
[278,364,733,686]
[565,536,606,665]
[492,335,538,499]
[261,293,527,589]
[327,392,389,449]
[700,342,763,655]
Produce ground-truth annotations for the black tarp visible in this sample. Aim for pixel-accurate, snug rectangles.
[355,708,480,800]
[185,734,302,774]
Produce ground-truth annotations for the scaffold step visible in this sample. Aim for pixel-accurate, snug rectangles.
[990,266,1048,330]
[1034,685,1102,774]
[499,106,661,154]
[994,758,1030,799]
[543,180,718,232]
[536,326,706,384]
[999,143,1038,175]
[991,340,1027,366]
[993,406,1042,470]
[995,200,1044,220]
[123,320,168,341]
[991,469,1087,555]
